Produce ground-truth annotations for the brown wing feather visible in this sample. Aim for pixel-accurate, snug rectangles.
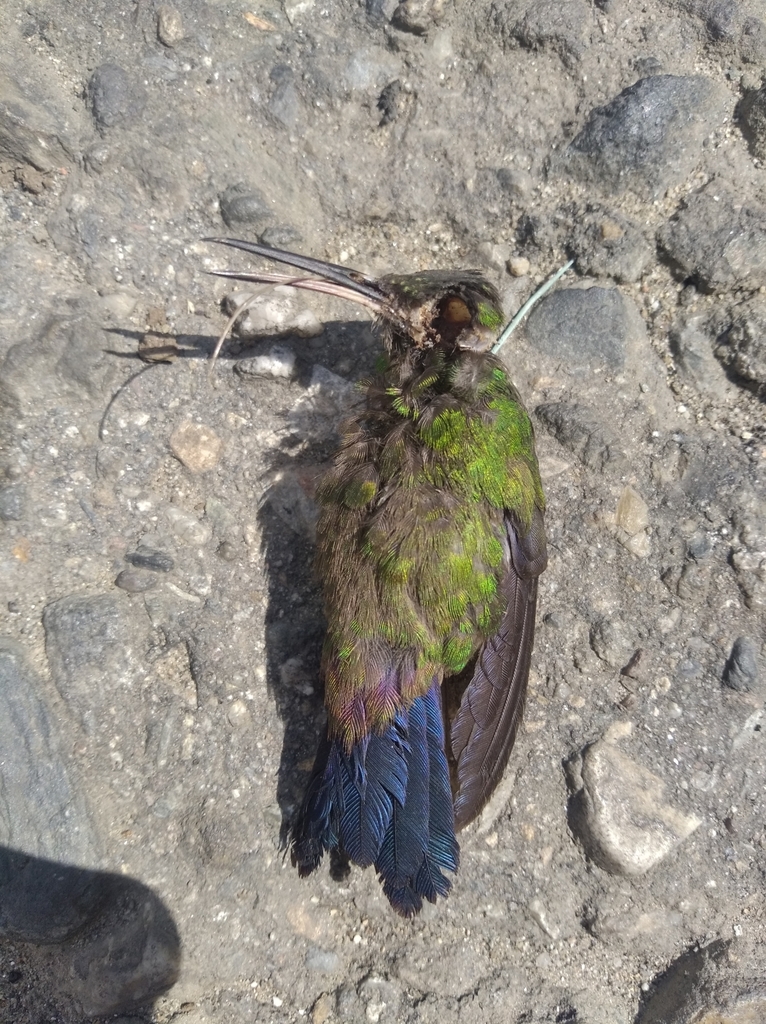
[450,507,546,830]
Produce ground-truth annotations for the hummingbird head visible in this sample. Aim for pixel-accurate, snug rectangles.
[204,238,504,362]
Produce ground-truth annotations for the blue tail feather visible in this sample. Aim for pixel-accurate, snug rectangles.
[291,680,459,917]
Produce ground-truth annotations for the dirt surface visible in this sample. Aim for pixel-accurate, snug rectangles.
[0,1,765,1023]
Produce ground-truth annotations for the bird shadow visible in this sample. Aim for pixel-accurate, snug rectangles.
[240,319,379,846]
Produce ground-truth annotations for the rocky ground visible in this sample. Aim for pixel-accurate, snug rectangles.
[1,0,765,1022]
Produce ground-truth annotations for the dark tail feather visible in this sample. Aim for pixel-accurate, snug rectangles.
[290,714,408,876]
[291,682,459,916]
[375,681,459,917]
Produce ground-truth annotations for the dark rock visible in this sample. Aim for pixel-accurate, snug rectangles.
[569,205,653,283]
[657,189,766,292]
[219,182,273,230]
[536,402,628,474]
[378,80,404,125]
[0,69,74,171]
[125,547,175,573]
[391,0,445,35]
[65,879,180,1016]
[681,0,741,40]
[500,0,594,67]
[669,315,731,400]
[739,84,766,159]
[723,636,760,692]
[115,568,158,593]
[651,435,750,511]
[524,286,634,369]
[87,63,147,129]
[565,76,731,197]
[715,296,766,395]
[0,483,24,521]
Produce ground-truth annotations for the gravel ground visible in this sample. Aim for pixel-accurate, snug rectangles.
[0,1,765,1023]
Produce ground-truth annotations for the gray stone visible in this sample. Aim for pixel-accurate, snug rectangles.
[115,568,158,593]
[714,296,766,395]
[228,287,322,340]
[157,4,184,46]
[0,483,24,521]
[535,402,628,474]
[524,286,634,369]
[366,0,398,21]
[0,639,97,867]
[565,75,731,197]
[268,66,303,128]
[590,616,634,667]
[235,345,297,379]
[1,314,117,410]
[259,224,303,248]
[64,882,180,1017]
[502,0,594,67]
[568,726,702,876]
[87,63,147,129]
[42,593,151,739]
[0,69,74,171]
[219,183,273,230]
[658,189,766,293]
[128,144,189,214]
[496,167,534,201]
[670,315,732,400]
[723,636,760,693]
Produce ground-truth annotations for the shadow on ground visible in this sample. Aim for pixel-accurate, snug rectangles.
[0,847,180,1021]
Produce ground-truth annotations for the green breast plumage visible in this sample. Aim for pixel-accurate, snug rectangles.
[315,351,544,747]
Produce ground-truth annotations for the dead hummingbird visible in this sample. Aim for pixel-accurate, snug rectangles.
[206,237,549,917]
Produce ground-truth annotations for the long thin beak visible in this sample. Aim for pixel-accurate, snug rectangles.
[203,237,386,310]
[203,237,391,373]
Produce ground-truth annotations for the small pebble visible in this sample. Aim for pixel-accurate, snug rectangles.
[236,345,296,380]
[115,568,157,593]
[157,5,184,46]
[170,421,223,473]
[616,485,649,535]
[125,547,175,573]
[723,637,761,693]
[508,255,530,277]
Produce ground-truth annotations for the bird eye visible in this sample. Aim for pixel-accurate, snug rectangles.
[440,296,471,326]
[431,294,473,347]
